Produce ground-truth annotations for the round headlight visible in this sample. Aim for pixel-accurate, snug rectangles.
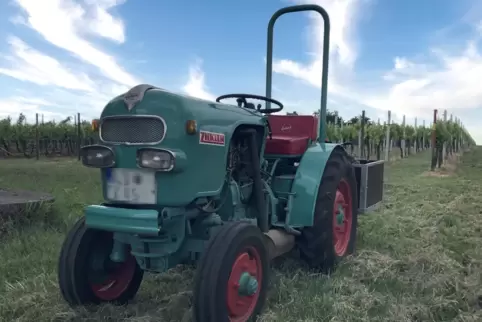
[81,145,115,168]
[137,149,174,171]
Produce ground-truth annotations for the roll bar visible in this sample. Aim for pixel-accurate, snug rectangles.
[265,4,331,144]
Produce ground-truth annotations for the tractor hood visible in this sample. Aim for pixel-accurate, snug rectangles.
[97,84,266,206]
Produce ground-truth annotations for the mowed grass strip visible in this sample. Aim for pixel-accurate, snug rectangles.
[0,150,480,322]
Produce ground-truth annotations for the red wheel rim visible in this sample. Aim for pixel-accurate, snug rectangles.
[90,255,137,301]
[226,246,263,322]
[332,179,353,256]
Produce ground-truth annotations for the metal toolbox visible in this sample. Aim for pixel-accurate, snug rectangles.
[353,159,385,214]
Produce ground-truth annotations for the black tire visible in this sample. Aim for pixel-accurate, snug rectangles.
[58,217,144,307]
[193,221,270,322]
[297,148,358,272]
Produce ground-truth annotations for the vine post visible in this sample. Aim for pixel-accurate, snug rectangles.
[450,114,454,156]
[35,113,39,160]
[458,118,461,151]
[461,119,465,150]
[384,110,391,162]
[454,117,459,153]
[442,110,447,162]
[422,120,425,150]
[334,111,339,143]
[401,115,406,158]
[431,109,438,171]
[462,123,465,149]
[360,110,366,159]
[414,117,418,152]
[460,119,464,149]
[77,113,81,161]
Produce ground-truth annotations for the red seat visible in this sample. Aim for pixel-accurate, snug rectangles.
[264,115,318,155]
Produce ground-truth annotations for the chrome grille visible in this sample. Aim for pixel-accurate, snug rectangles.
[100,116,166,144]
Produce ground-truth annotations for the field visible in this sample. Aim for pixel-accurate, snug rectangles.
[0,148,481,322]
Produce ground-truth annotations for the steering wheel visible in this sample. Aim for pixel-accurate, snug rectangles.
[215,93,283,114]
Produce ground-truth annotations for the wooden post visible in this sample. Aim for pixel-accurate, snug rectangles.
[384,110,391,162]
[401,115,406,158]
[431,109,438,170]
[357,120,361,157]
[414,117,418,152]
[35,113,39,160]
[442,110,447,162]
[360,110,366,159]
[422,120,425,150]
[77,113,81,161]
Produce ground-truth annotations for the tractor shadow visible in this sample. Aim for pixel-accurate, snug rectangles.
[58,250,333,322]
[57,265,195,322]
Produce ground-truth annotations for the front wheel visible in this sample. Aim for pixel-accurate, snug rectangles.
[193,221,270,322]
[297,148,358,272]
[58,217,144,307]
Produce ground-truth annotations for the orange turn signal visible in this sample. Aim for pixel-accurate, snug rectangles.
[92,119,100,132]
[186,120,197,135]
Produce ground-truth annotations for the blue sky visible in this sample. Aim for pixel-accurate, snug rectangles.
[0,0,482,142]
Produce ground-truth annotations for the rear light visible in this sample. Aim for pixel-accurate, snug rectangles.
[137,148,175,171]
[81,145,115,168]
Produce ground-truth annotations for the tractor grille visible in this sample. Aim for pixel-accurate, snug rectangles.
[100,116,166,144]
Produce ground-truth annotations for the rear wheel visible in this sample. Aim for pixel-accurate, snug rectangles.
[58,217,144,307]
[193,221,269,322]
[297,148,358,272]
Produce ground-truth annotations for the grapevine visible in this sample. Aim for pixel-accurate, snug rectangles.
[0,114,98,157]
[0,112,475,158]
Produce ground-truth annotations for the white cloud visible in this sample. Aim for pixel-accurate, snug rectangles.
[0,36,95,91]
[13,0,138,86]
[0,96,67,120]
[182,59,216,101]
[0,0,141,122]
[1,1,222,121]
[365,41,482,119]
[272,0,362,95]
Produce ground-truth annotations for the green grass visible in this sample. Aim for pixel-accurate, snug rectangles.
[0,150,481,322]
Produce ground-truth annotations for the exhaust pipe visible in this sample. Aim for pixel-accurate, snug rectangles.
[263,229,296,260]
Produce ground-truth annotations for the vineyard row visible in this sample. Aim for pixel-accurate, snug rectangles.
[0,110,475,161]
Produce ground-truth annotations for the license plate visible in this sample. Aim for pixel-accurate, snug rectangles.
[105,168,157,204]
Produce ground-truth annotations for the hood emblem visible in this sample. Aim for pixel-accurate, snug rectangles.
[122,84,159,111]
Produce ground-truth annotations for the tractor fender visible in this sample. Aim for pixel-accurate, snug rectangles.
[288,143,343,227]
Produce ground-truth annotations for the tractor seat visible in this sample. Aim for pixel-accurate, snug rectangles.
[265,115,318,155]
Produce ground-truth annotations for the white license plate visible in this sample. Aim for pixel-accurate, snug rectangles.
[105,168,157,204]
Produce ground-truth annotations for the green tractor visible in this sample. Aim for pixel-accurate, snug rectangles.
[58,4,384,322]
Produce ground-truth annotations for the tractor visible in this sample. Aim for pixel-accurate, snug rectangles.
[58,4,385,322]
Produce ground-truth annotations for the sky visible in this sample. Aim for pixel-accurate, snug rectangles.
[0,0,481,142]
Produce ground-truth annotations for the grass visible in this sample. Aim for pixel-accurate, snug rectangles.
[0,149,481,322]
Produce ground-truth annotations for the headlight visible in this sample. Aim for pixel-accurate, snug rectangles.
[81,145,115,168]
[137,148,174,171]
